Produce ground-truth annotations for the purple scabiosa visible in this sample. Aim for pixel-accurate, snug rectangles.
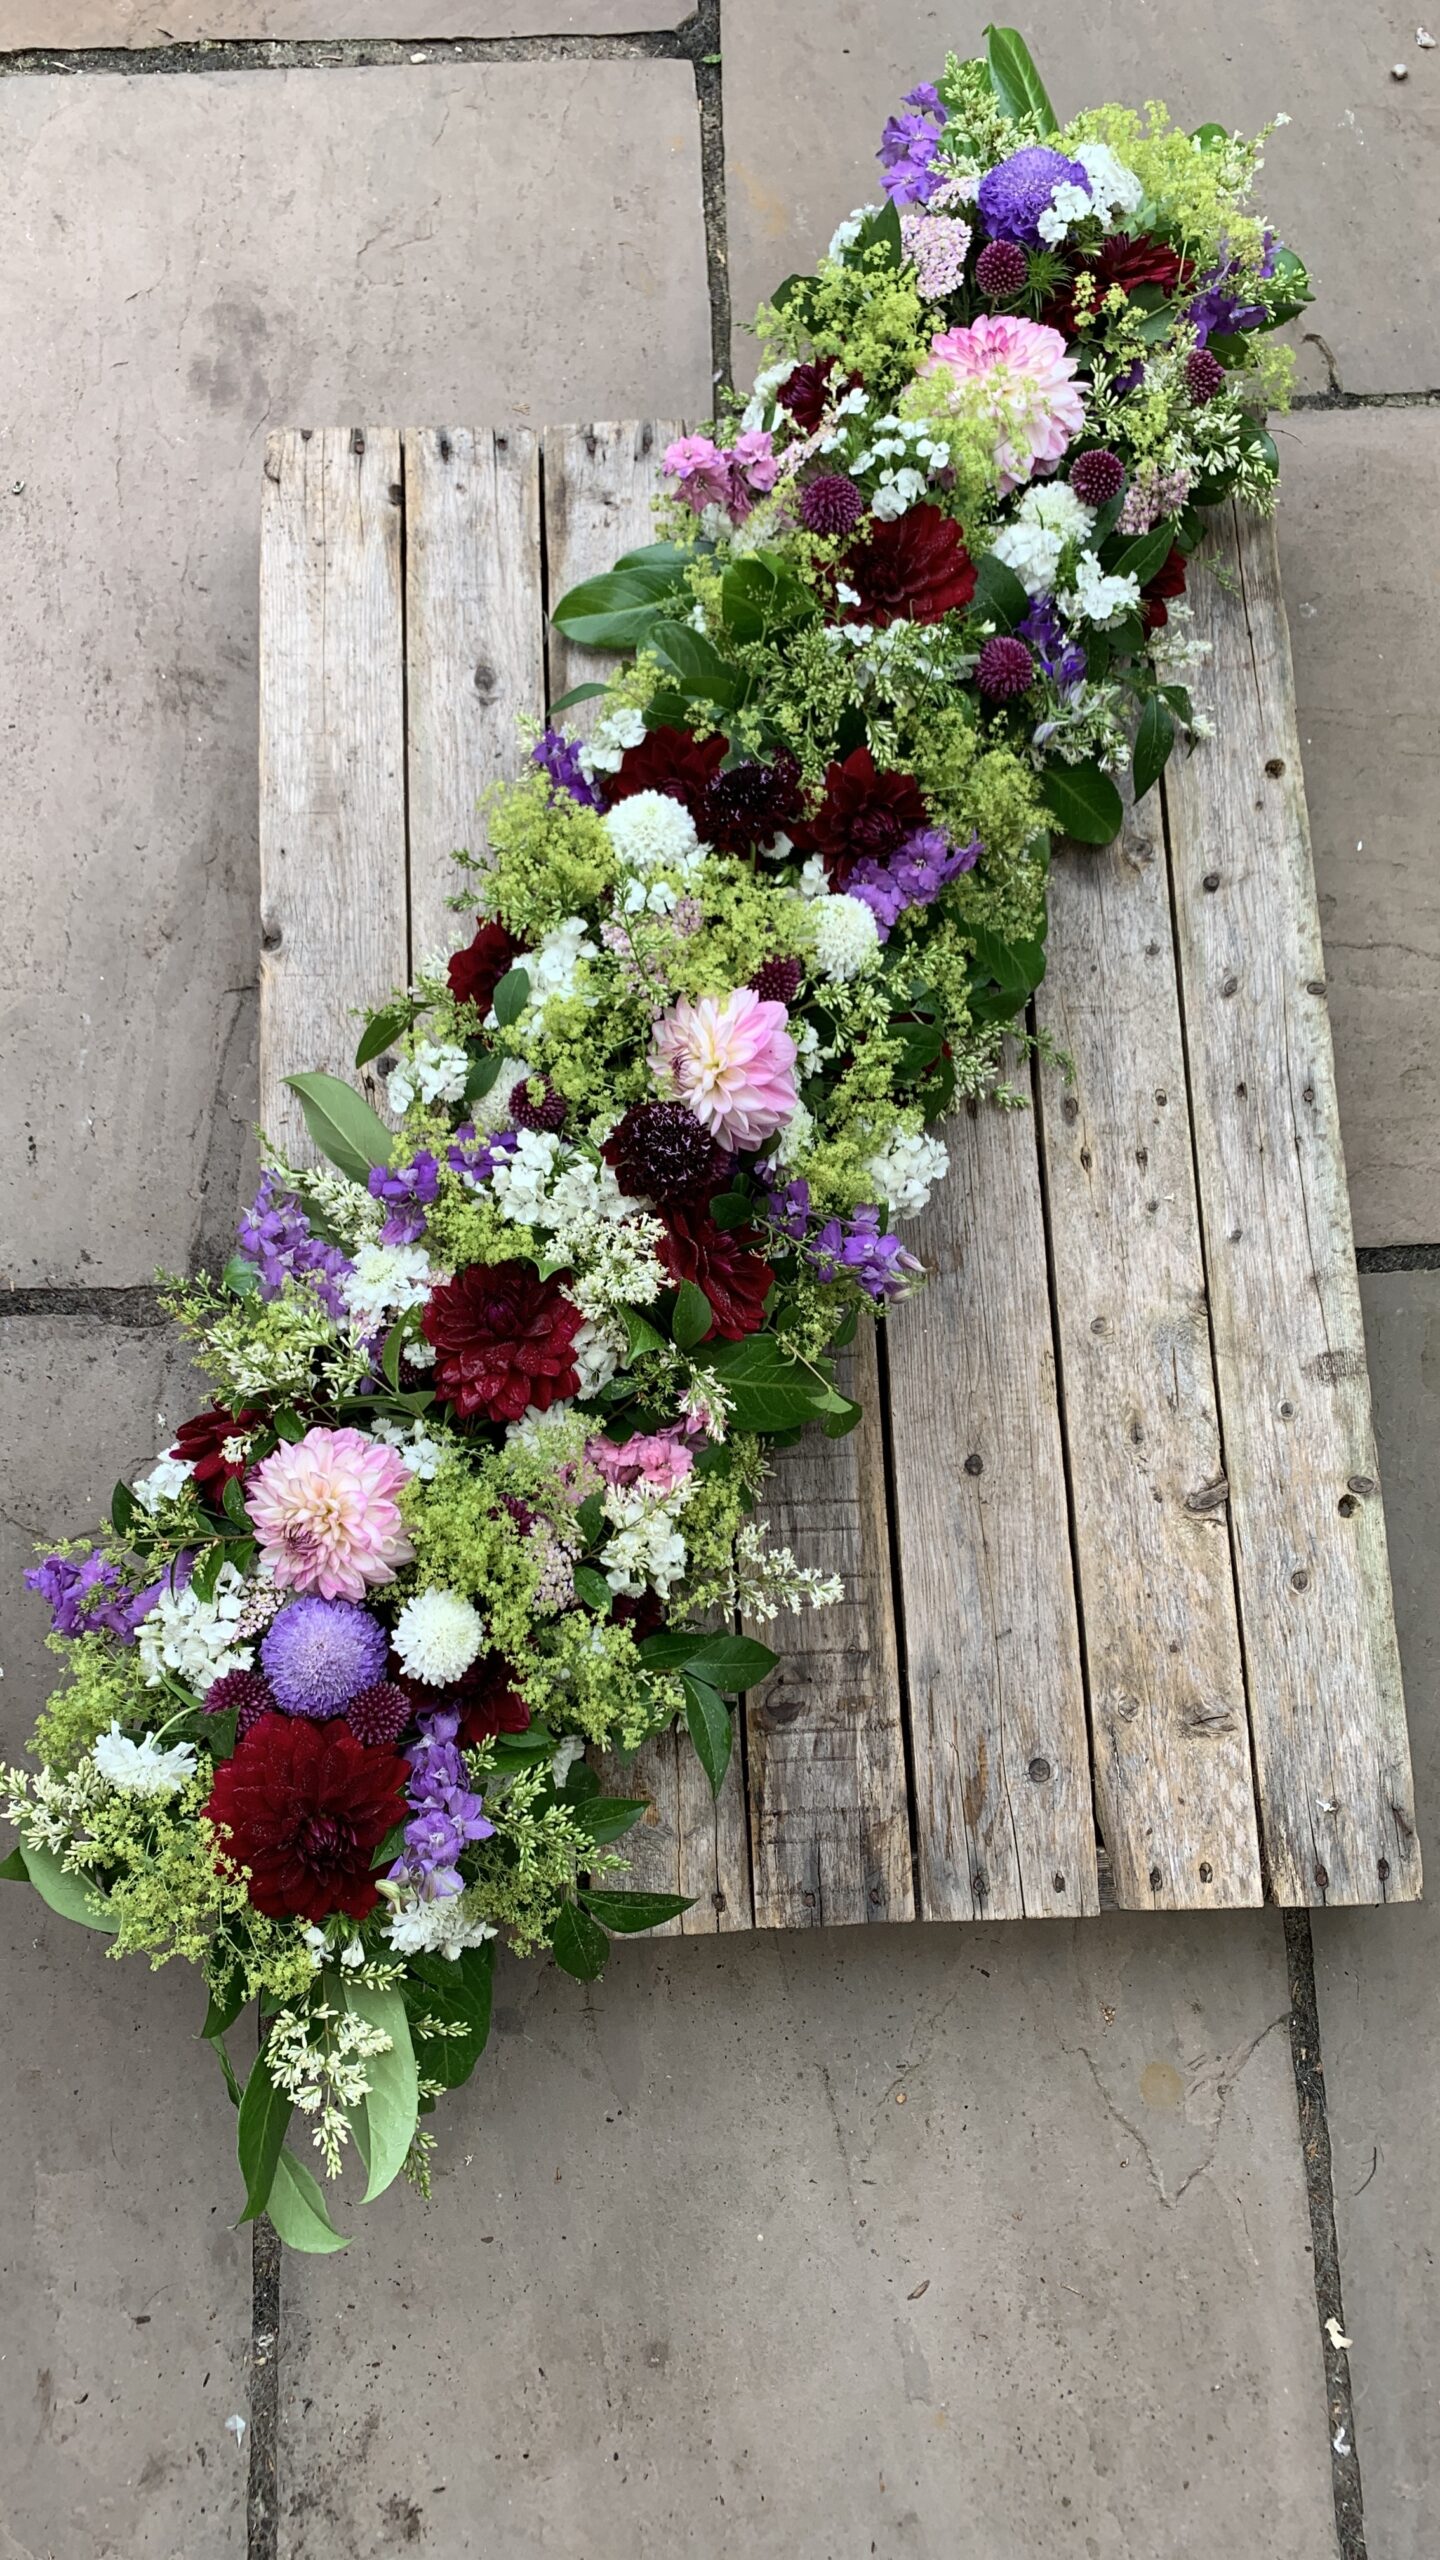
[532,726,604,809]
[367,1150,441,1246]
[977,146,1090,247]
[260,1597,390,1718]
[236,1171,353,1322]
[798,473,865,538]
[602,1101,727,1207]
[976,634,1036,702]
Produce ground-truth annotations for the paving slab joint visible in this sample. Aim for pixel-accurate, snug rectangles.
[1,1283,172,1327]
[0,9,710,79]
[247,2216,282,2560]
[1285,1910,1367,2560]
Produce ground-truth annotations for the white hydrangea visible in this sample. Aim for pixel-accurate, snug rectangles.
[812,891,882,984]
[867,1126,950,1221]
[394,1588,485,1685]
[1061,551,1142,630]
[341,1242,435,1336]
[92,1723,198,1800]
[1072,141,1144,224]
[385,1888,499,1959]
[369,1416,449,1480]
[467,1055,531,1141]
[1036,179,1095,246]
[387,1039,469,1115]
[991,481,1096,596]
[572,1316,624,1396]
[579,704,646,779]
[513,915,598,1008]
[133,1452,194,1513]
[604,790,703,878]
[137,1562,253,1695]
[600,1483,692,1597]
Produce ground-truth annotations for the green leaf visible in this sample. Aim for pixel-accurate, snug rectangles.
[696,1335,839,1434]
[671,1279,714,1351]
[707,1189,753,1232]
[823,1395,864,1439]
[575,1490,606,1546]
[970,552,1030,632]
[0,1844,30,1882]
[465,1051,503,1102]
[267,2145,351,2254]
[402,1943,495,2091]
[273,1407,307,1443]
[648,621,743,709]
[492,966,530,1028]
[340,1977,419,2205]
[1107,519,1178,590]
[548,681,610,715]
[236,2048,293,2224]
[221,1250,260,1299]
[983,24,1057,130]
[681,1674,733,1797]
[284,1072,394,1187]
[109,1480,137,1537]
[573,1796,649,1846]
[222,1474,249,1528]
[17,1841,116,1932]
[1040,760,1124,846]
[618,1305,665,1359]
[551,1898,610,1982]
[1132,695,1176,803]
[201,1968,247,2044]
[354,1000,414,1071]
[640,1629,778,1689]
[579,1887,696,1933]
[572,1563,613,1615]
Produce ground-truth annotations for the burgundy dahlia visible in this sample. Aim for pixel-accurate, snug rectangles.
[204,1713,408,1924]
[751,955,803,1007]
[699,751,806,858]
[1185,347,1226,405]
[603,1101,727,1206]
[839,502,977,627]
[659,1209,773,1342]
[789,745,930,890]
[604,725,727,823]
[342,1681,413,1749]
[1044,236,1191,339]
[975,238,1028,301]
[1140,543,1189,633]
[203,1667,277,1738]
[454,1651,532,1752]
[448,917,522,1014]
[1069,447,1125,508]
[976,635,1036,702]
[798,473,865,538]
[510,1077,567,1134]
[170,1403,266,1496]
[423,1260,585,1424]
[776,358,860,434]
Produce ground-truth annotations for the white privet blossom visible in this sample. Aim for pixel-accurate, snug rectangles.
[728,1522,846,1620]
[265,2003,395,2177]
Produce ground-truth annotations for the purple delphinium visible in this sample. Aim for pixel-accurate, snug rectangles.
[389,1709,495,1902]
[976,145,1090,246]
[1017,596,1087,691]
[1187,252,1266,345]
[532,726,604,811]
[26,1548,192,1643]
[236,1171,352,1322]
[878,84,949,208]
[367,1149,440,1245]
[260,1597,389,1718]
[446,1124,517,1187]
[847,828,979,939]
[809,1206,924,1305]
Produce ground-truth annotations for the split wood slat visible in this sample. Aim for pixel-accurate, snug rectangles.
[257,428,1422,1921]
[1164,509,1419,1906]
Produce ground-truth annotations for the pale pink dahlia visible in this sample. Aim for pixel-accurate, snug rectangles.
[245,1427,414,1602]
[649,988,798,1153]
[925,315,1085,495]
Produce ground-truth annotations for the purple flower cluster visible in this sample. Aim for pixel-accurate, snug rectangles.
[878,83,949,207]
[976,144,1089,246]
[367,1149,440,1245]
[26,1550,191,1642]
[390,1709,495,1902]
[759,1180,922,1304]
[1187,250,1268,344]
[236,1172,352,1322]
[532,726,604,810]
[1017,597,1087,691]
[260,1597,389,1718]
[847,827,979,939]
[446,1123,517,1186]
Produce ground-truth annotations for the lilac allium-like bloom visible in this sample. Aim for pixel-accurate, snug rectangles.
[1017,597,1086,690]
[389,1708,495,1901]
[976,146,1091,247]
[847,827,978,939]
[368,1150,440,1245]
[532,726,604,810]
[260,1597,390,1717]
[878,85,949,207]
[236,1171,352,1321]
[810,1206,924,1304]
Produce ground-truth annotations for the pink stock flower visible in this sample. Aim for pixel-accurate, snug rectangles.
[663,435,734,512]
[245,1427,414,1602]
[587,1428,696,1494]
[730,429,779,494]
[649,988,799,1152]
[925,314,1085,494]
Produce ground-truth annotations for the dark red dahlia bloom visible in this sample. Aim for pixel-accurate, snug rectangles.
[777,358,862,434]
[699,751,806,858]
[454,1650,532,1752]
[1044,235,1191,338]
[603,1100,729,1207]
[660,1209,773,1342]
[789,745,930,890]
[604,726,727,824]
[448,917,522,1013]
[840,503,977,628]
[1140,543,1188,632]
[170,1403,266,1495]
[204,1713,407,1923]
[423,1261,584,1424]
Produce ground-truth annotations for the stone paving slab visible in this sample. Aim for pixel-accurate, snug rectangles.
[1277,410,1440,1245]
[279,1912,1334,2558]
[722,0,1438,398]
[0,61,710,1291]
[0,1316,249,2560]
[1313,1271,1440,2560]
[0,1,681,43]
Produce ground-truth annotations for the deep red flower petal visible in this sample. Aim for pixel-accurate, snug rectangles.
[660,1209,773,1342]
[603,726,728,823]
[204,1713,408,1924]
[448,917,523,1013]
[788,745,931,890]
[422,1261,585,1425]
[840,503,977,629]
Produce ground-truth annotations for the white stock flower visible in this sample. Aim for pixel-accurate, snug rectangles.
[572,1317,624,1396]
[1072,141,1144,223]
[369,1417,449,1480]
[579,705,646,779]
[513,915,599,1007]
[1061,551,1142,630]
[1036,179,1095,246]
[92,1722,199,1799]
[387,1040,469,1114]
[134,1453,194,1512]
[866,1126,950,1221]
[550,1735,588,1790]
[394,1589,485,1685]
[341,1242,434,1335]
[812,892,882,983]
[137,1563,253,1695]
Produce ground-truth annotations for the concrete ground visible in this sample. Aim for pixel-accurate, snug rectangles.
[0,6,1434,2554]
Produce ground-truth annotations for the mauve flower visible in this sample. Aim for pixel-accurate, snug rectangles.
[649,988,799,1153]
[588,1428,696,1493]
[926,316,1085,494]
[205,1712,408,1924]
[663,434,734,511]
[245,1427,414,1602]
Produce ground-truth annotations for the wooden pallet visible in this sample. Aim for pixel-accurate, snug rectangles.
[258,422,1421,1927]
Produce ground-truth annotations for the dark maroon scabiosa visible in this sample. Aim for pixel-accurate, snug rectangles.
[699,751,806,858]
[974,237,1028,301]
[776,357,861,433]
[342,1681,413,1749]
[976,635,1036,702]
[1140,543,1189,633]
[789,745,930,891]
[203,1667,277,1738]
[603,725,727,824]
[1185,347,1226,405]
[1069,447,1125,508]
[603,1101,727,1207]
[751,955,804,1007]
[204,1713,409,1924]
[169,1403,266,1496]
[422,1262,585,1425]
[798,473,865,537]
[510,1077,567,1135]
[839,502,977,628]
[659,1209,774,1342]
[448,917,522,1014]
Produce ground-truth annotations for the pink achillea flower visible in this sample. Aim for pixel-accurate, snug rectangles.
[246,1427,414,1602]
[925,314,1085,493]
[649,988,798,1152]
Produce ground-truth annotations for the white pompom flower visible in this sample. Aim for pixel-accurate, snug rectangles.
[812,892,882,983]
[394,1588,485,1686]
[603,790,703,878]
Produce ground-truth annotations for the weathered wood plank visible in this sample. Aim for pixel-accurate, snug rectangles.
[1165,508,1420,1905]
[403,427,545,969]
[541,420,682,737]
[1034,797,1264,1909]
[744,1330,916,1927]
[259,427,406,1163]
[596,1724,754,1938]
[887,1081,1098,1921]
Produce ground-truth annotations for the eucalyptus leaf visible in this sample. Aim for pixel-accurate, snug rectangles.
[354,1000,414,1071]
[983,24,1058,130]
[18,1841,117,1933]
[548,681,610,714]
[284,1072,394,1186]
[341,1976,418,2205]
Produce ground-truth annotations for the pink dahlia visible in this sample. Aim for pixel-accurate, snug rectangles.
[925,315,1085,495]
[245,1427,414,1602]
[649,988,798,1153]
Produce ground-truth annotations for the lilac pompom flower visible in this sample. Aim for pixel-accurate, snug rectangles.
[977,146,1091,247]
[260,1597,390,1718]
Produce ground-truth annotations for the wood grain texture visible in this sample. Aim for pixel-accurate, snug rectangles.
[403,427,545,968]
[594,1727,753,1937]
[1165,508,1419,1905]
[541,420,682,737]
[1035,798,1264,1909]
[744,1331,915,1928]
[886,1083,1098,1921]
[259,428,407,1163]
